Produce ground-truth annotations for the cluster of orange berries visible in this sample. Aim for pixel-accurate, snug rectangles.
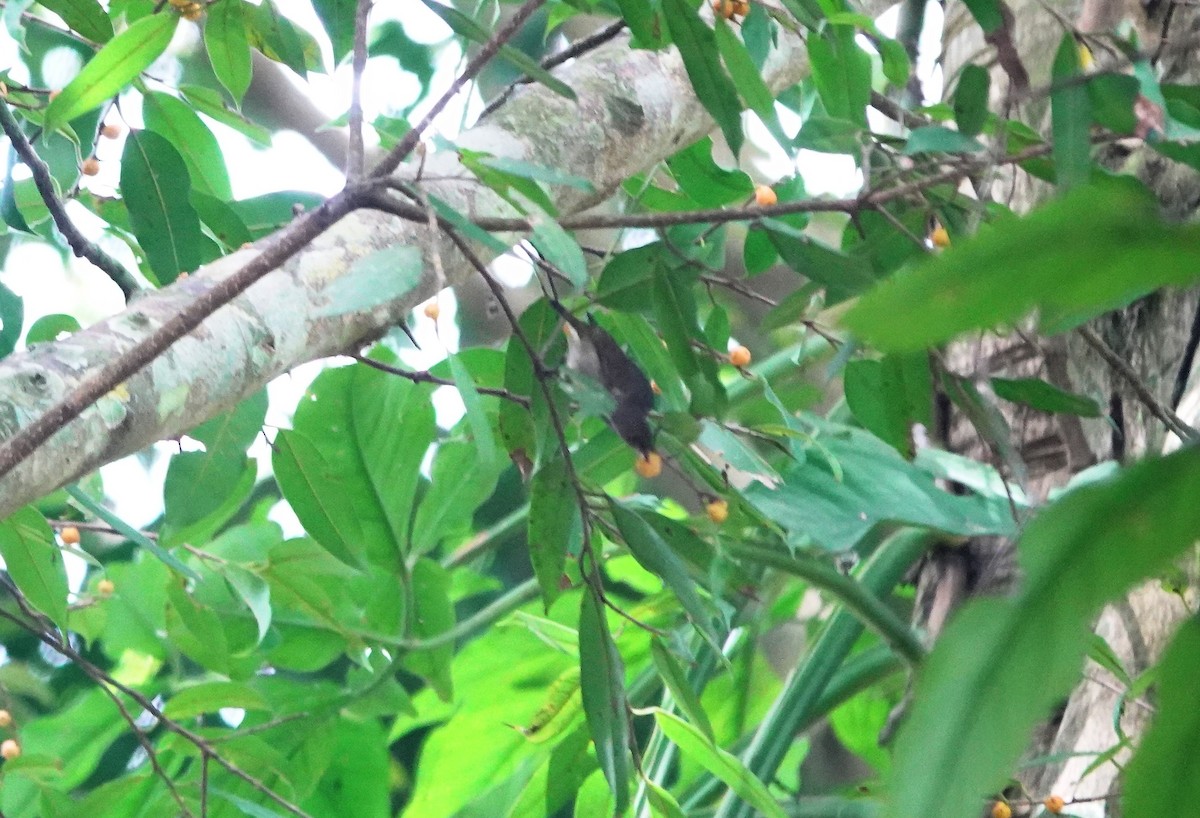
[167,0,204,21]
[0,710,18,761]
[712,0,751,18]
[991,795,1065,818]
[80,123,122,177]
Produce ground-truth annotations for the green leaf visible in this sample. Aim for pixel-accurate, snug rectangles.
[1051,33,1091,191]
[66,484,198,579]
[204,0,253,104]
[0,281,23,358]
[120,130,209,283]
[410,440,502,556]
[794,115,864,154]
[528,456,580,609]
[1088,73,1139,134]
[499,300,562,464]
[224,564,272,645]
[742,418,1015,551]
[44,13,178,131]
[313,246,423,316]
[959,0,1003,32]
[403,559,456,700]
[164,681,270,720]
[272,430,368,568]
[888,446,1200,818]
[579,587,632,815]
[181,84,272,145]
[953,65,990,137]
[844,178,1200,351]
[990,376,1101,417]
[663,0,744,156]
[615,0,667,48]
[0,507,68,632]
[611,501,721,645]
[768,229,877,302]
[668,138,753,207]
[38,0,113,42]
[903,125,985,154]
[653,708,787,818]
[530,218,588,290]
[420,1,576,101]
[1123,616,1200,815]
[650,639,715,743]
[246,0,323,74]
[714,17,788,147]
[808,26,871,128]
[191,191,254,249]
[25,313,79,345]
[448,352,499,470]
[644,778,688,818]
[311,0,355,64]
[844,353,932,457]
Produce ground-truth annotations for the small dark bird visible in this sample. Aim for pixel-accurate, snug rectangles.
[550,301,656,455]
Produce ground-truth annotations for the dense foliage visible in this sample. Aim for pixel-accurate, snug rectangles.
[0,0,1198,817]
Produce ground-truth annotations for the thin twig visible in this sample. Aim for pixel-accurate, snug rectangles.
[0,99,141,299]
[352,353,531,406]
[346,0,372,179]
[1077,325,1199,442]
[370,0,549,179]
[479,19,627,120]
[0,192,357,480]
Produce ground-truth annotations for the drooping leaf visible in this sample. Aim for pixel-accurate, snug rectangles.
[713,17,788,147]
[889,446,1200,818]
[0,507,69,632]
[204,0,253,104]
[990,376,1101,417]
[953,65,990,137]
[120,130,210,284]
[663,0,744,156]
[311,0,355,64]
[579,587,632,815]
[44,13,178,131]
[807,25,871,128]
[650,639,715,743]
[528,456,580,609]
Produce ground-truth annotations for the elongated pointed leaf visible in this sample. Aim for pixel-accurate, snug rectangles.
[205,0,253,103]
[45,13,178,131]
[528,456,580,609]
[0,507,69,632]
[579,587,631,815]
[663,0,744,156]
[1051,33,1091,191]
[39,0,113,42]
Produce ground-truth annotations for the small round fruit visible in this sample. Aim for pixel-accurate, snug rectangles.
[97,579,115,597]
[81,158,100,177]
[733,0,750,13]
[754,185,777,206]
[182,3,203,20]
[423,301,441,320]
[60,526,81,545]
[990,801,1011,818]
[729,345,752,367]
[712,0,735,18]
[930,225,951,248]
[100,123,122,139]
[0,710,11,728]
[1,739,19,760]
[1044,795,1065,814]
[634,451,662,478]
[706,499,729,524]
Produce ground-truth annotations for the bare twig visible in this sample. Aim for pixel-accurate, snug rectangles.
[370,0,549,179]
[0,191,357,480]
[346,0,372,179]
[0,99,141,299]
[1077,326,1199,442]
[352,353,531,406]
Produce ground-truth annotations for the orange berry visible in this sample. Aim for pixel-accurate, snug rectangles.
[754,185,777,206]
[97,579,115,596]
[60,526,80,545]
[733,0,750,13]
[712,0,736,18]
[729,345,752,367]
[1,739,19,760]
[81,158,100,176]
[634,451,662,478]
[181,3,203,20]
[991,802,1011,818]
[0,710,11,728]
[930,226,951,248]
[423,301,441,320]
[706,499,729,524]
[1044,795,1065,814]
[100,123,122,139]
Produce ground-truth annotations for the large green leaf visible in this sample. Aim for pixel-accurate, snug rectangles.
[44,13,178,131]
[120,130,210,284]
[953,65,990,137]
[1051,33,1091,191]
[38,0,113,42]
[528,456,580,609]
[410,440,503,556]
[844,179,1200,351]
[311,0,355,64]
[143,91,233,199]
[714,16,787,147]
[403,559,456,701]
[888,446,1200,818]
[579,587,632,815]
[1123,615,1200,815]
[0,507,68,632]
[662,0,744,156]
[205,0,253,103]
[807,25,871,128]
